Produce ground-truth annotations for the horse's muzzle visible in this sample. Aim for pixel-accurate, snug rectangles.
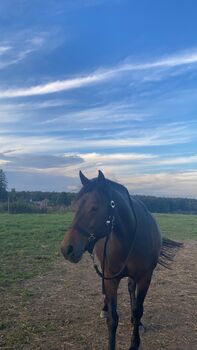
[61,243,83,263]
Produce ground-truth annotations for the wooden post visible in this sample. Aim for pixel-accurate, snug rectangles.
[8,194,10,214]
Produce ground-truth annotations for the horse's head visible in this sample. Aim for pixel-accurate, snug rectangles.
[61,170,113,263]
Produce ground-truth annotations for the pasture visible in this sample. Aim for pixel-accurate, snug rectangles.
[0,213,196,349]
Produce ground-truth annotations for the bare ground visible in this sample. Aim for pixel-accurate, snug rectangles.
[1,242,197,350]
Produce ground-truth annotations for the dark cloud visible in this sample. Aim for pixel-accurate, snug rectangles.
[6,171,80,192]
[2,153,84,169]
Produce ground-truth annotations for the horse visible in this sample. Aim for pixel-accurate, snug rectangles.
[61,170,182,350]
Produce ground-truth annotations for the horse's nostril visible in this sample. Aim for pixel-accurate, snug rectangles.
[66,244,74,257]
[61,244,74,259]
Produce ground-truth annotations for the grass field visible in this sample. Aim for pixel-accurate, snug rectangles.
[0,213,196,349]
[0,213,73,288]
[0,212,196,289]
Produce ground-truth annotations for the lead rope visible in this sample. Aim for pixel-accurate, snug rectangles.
[90,196,138,295]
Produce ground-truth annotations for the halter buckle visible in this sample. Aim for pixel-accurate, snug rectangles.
[111,200,115,208]
[88,233,96,242]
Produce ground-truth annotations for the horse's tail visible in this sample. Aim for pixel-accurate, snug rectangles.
[158,238,183,268]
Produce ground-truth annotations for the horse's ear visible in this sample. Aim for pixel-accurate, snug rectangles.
[98,170,106,184]
[79,170,90,187]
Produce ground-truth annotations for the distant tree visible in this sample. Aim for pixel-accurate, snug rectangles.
[0,169,8,201]
[57,192,75,206]
[10,188,17,202]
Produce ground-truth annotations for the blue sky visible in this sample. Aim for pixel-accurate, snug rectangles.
[1,0,197,197]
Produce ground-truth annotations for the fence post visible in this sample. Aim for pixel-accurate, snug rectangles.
[8,193,10,214]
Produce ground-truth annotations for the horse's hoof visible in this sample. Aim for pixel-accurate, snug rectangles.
[139,324,146,334]
[100,310,108,319]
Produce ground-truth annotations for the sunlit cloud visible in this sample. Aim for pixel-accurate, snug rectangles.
[151,155,197,166]
[0,159,10,165]
[79,152,156,161]
[122,171,197,198]
[63,152,157,177]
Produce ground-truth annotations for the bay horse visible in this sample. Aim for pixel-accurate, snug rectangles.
[61,170,182,350]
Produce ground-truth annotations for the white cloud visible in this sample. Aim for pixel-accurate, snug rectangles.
[40,102,146,129]
[0,98,74,129]
[0,45,11,55]
[2,148,197,197]
[1,48,197,98]
[123,171,197,198]
[73,168,197,198]
[0,72,108,97]
[0,159,10,165]
[0,119,195,158]
[152,155,197,166]
[0,32,47,70]
[0,135,65,154]
[64,152,157,176]
[79,152,156,162]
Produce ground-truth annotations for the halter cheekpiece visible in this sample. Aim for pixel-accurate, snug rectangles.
[72,198,116,246]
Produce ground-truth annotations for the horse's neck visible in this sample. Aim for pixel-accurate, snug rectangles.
[112,189,136,244]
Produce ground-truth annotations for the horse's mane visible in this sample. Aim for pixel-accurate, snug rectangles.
[77,177,131,205]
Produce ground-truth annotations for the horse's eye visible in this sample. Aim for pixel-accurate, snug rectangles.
[91,206,98,212]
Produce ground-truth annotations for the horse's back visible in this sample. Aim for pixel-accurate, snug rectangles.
[128,197,162,275]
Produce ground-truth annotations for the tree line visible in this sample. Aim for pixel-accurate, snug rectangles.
[134,195,197,214]
[1,169,197,214]
[0,188,76,213]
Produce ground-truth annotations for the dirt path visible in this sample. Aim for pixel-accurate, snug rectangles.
[1,242,197,349]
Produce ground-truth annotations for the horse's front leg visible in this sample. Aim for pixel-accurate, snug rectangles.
[104,279,120,350]
[128,277,136,325]
[129,271,152,350]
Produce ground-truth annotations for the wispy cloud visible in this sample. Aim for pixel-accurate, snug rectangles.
[40,102,146,130]
[0,72,108,97]
[0,31,51,70]
[1,48,197,98]
[0,47,40,70]
[0,119,196,156]
[152,155,197,166]
[0,45,11,55]
[122,171,197,198]
[0,98,72,114]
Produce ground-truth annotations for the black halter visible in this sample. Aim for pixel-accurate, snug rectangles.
[72,199,116,254]
[73,190,138,295]
[90,195,138,295]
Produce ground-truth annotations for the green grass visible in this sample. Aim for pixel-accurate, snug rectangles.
[0,212,196,288]
[0,212,196,349]
[0,213,73,288]
[155,213,197,241]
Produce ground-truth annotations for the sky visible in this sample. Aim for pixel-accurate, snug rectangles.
[0,0,197,197]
